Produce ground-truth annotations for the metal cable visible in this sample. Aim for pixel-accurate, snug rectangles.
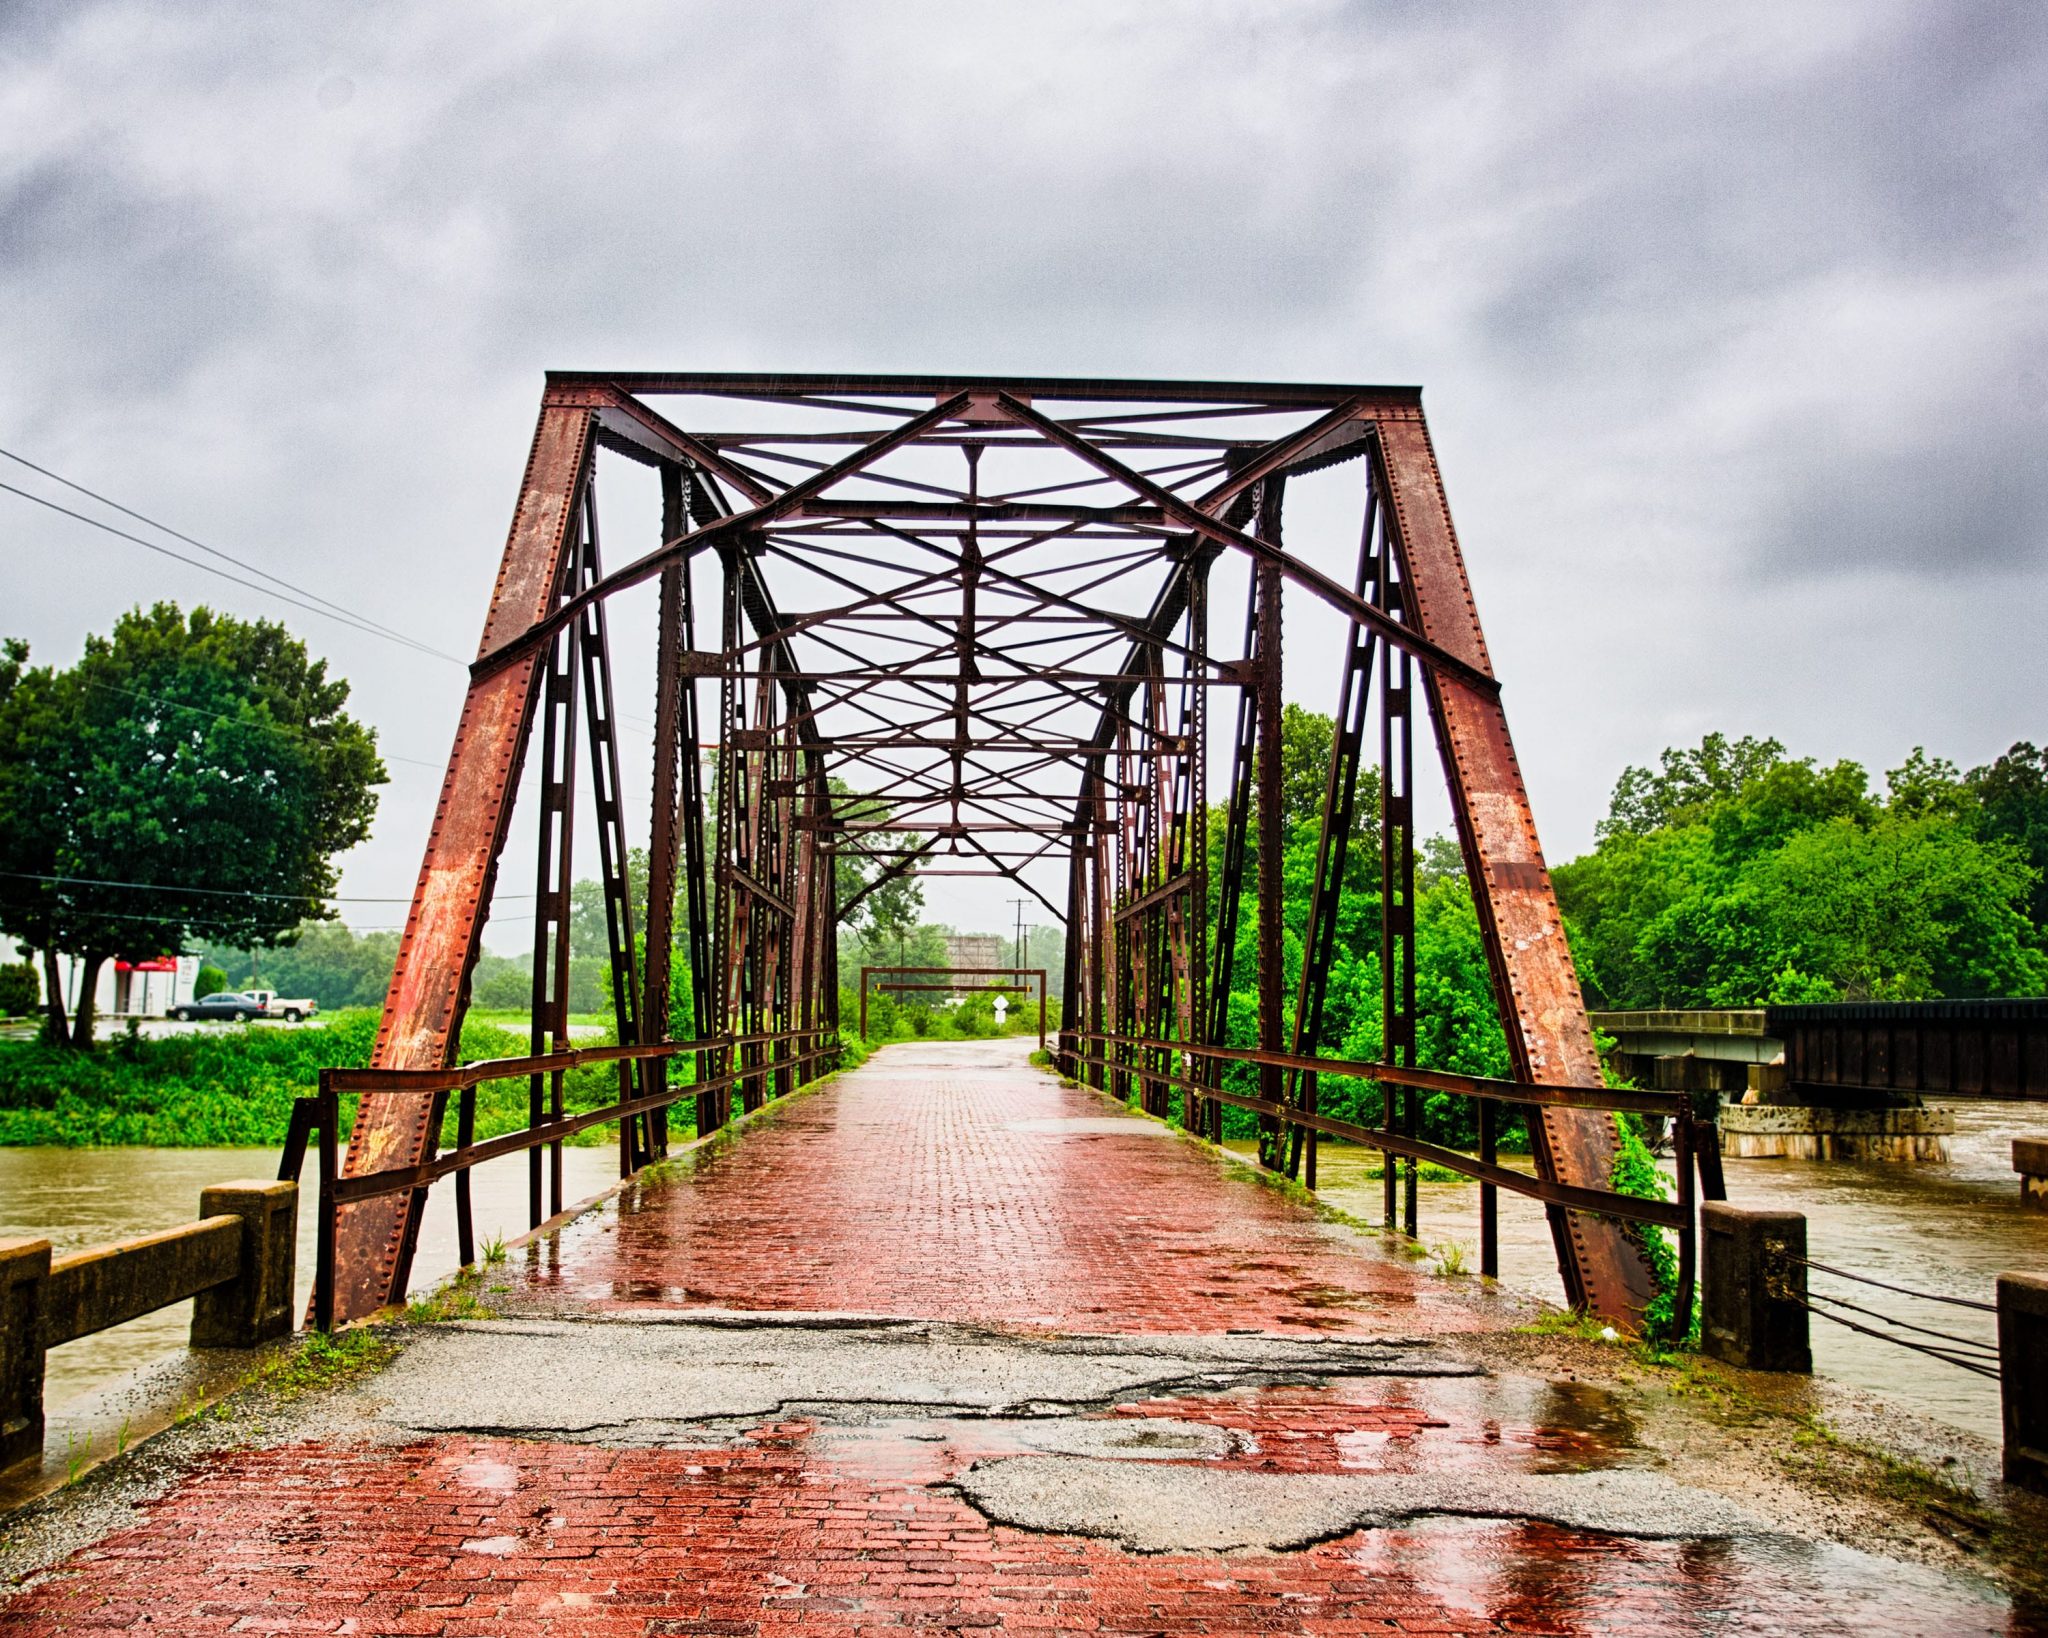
[1793,1255,1998,1313]
[1789,1295,2000,1379]
[0,447,466,663]
[1801,1287,1999,1356]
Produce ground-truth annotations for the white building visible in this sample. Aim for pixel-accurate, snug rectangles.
[32,953,200,1019]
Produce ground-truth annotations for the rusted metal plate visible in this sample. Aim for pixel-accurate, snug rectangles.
[1374,410,1658,1323]
[331,403,594,1323]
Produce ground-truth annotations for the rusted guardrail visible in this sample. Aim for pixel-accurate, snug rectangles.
[0,1181,298,1471]
[1065,1031,1720,1335]
[281,1028,840,1327]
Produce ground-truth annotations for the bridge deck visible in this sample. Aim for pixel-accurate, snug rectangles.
[0,1041,2017,1634]
[498,1036,1480,1336]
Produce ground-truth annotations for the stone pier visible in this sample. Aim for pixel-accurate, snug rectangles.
[2017,1137,2048,1209]
[1720,1097,1956,1162]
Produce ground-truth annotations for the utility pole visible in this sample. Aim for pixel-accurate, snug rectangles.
[1007,898,1029,969]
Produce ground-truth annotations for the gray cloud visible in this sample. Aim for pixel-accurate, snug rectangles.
[0,0,2041,921]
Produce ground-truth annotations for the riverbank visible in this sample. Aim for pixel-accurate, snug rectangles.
[0,1010,624,1147]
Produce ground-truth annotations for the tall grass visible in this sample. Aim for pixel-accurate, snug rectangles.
[0,1010,630,1148]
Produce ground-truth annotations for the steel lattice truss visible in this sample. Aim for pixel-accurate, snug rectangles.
[332,373,1659,1327]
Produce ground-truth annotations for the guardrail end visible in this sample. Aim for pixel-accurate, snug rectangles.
[0,1237,52,1471]
[192,1182,299,1350]
[1700,1202,1810,1373]
[1998,1272,2048,1494]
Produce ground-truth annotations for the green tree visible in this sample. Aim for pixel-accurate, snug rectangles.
[1558,730,2046,1008]
[0,605,385,1046]
[1970,742,2048,935]
[192,964,228,1001]
[205,923,401,1010]
[1597,731,1790,840]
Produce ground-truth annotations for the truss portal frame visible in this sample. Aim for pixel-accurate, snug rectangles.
[331,371,1657,1326]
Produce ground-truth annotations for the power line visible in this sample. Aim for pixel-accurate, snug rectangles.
[1,447,665,746]
[0,445,468,663]
[0,867,532,905]
[0,472,464,666]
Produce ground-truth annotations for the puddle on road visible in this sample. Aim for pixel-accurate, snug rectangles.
[1346,1516,2012,1636]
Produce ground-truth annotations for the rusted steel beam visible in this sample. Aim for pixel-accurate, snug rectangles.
[569,483,647,1176]
[551,370,1424,409]
[525,606,577,1231]
[1373,415,1657,1323]
[339,404,593,1324]
[1286,479,1381,1186]
[1113,871,1192,925]
[639,465,689,1154]
[995,394,1497,696]
[723,862,795,921]
[1254,520,1286,1169]
[472,394,974,679]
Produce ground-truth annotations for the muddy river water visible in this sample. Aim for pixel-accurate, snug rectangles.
[0,1144,622,1411]
[5,1101,2044,1443]
[1238,1102,2048,1442]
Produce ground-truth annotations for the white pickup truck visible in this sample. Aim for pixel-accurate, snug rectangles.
[246,989,318,1022]
[170,989,320,1023]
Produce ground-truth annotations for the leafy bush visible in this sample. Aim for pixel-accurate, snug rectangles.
[0,962,37,1019]
[192,964,228,1001]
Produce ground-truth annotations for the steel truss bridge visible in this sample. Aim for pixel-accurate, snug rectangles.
[327,372,1695,1328]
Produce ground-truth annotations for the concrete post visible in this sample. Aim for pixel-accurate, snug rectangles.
[0,1238,51,1470]
[191,1182,298,1349]
[2014,1139,2048,1212]
[1700,1201,1811,1372]
[1998,1272,2048,1494]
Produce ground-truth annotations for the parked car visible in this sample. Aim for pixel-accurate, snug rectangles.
[170,991,268,1022]
[168,990,320,1023]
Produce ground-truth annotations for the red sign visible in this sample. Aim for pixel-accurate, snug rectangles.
[117,958,179,973]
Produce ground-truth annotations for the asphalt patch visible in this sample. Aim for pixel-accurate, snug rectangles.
[952,1454,1766,1551]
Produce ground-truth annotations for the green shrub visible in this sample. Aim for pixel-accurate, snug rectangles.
[192,964,228,1001]
[1608,1113,1692,1345]
[0,962,37,1019]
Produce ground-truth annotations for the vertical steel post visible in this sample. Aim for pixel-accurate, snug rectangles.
[455,1084,475,1268]
[1379,556,1417,1234]
[706,548,741,1135]
[569,485,645,1178]
[675,552,714,1112]
[1059,786,1089,1078]
[640,463,690,1158]
[1254,542,1286,1172]
[1479,1096,1499,1278]
[1286,482,1381,1187]
[528,599,579,1230]
[1206,592,1260,1145]
[1181,552,1209,1132]
[314,1072,337,1334]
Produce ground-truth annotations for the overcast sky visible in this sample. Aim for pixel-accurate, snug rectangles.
[3,0,2043,941]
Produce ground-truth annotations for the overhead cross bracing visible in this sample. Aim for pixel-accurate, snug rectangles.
[330,372,1663,1331]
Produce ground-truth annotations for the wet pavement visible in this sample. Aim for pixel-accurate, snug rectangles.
[0,1037,2037,1633]
[1264,1101,2048,1442]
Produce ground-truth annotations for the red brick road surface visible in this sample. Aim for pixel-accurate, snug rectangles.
[508,1038,1482,1334]
[0,1039,2018,1634]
